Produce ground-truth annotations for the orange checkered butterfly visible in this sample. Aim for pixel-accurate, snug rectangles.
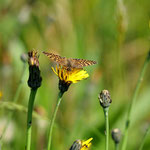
[43,51,97,70]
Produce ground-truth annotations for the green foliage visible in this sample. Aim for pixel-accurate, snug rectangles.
[0,0,150,149]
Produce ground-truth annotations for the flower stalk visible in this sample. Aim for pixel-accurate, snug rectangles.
[121,51,150,150]
[115,143,119,150]
[47,91,64,150]
[139,124,150,150]
[26,89,37,150]
[104,107,109,150]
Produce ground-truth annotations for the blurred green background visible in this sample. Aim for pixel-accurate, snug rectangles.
[0,0,150,149]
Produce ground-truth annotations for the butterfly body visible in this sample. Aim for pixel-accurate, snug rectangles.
[43,52,97,71]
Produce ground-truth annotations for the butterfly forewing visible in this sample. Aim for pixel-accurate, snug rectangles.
[43,52,67,66]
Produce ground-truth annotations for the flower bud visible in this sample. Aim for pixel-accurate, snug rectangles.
[69,140,82,150]
[111,128,121,144]
[27,51,42,90]
[98,90,112,108]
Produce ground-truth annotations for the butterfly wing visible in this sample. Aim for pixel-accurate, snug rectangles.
[70,58,97,68]
[43,52,67,66]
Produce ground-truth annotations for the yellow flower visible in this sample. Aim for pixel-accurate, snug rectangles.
[52,65,89,83]
[81,138,93,150]
[52,65,89,93]
[69,138,93,150]
[0,91,2,99]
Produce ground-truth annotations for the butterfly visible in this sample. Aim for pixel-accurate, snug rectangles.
[43,52,97,70]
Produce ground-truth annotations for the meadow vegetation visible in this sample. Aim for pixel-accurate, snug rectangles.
[0,0,150,149]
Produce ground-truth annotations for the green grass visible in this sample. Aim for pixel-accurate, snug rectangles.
[0,0,150,149]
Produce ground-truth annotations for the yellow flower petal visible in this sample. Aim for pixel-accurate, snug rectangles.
[51,67,58,76]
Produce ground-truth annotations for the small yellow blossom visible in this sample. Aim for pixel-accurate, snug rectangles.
[69,138,93,150]
[0,91,2,99]
[81,138,93,150]
[52,65,89,93]
[52,65,89,84]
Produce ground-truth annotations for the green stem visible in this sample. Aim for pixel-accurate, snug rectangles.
[115,143,119,150]
[0,63,26,143]
[47,92,63,150]
[25,89,37,150]
[121,51,150,150]
[139,124,150,150]
[104,107,109,150]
